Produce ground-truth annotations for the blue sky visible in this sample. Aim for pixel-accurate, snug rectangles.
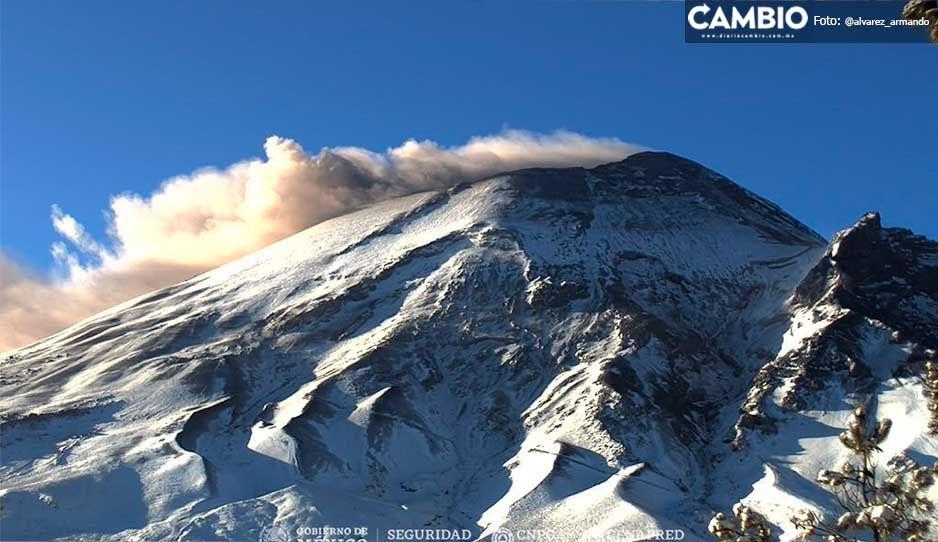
[2,0,936,272]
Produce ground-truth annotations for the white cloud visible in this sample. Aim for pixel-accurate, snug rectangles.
[50,204,110,260]
[0,130,640,352]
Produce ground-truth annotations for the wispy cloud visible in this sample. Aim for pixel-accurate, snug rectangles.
[0,130,640,352]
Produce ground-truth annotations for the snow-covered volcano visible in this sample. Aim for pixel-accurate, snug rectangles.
[1,152,935,541]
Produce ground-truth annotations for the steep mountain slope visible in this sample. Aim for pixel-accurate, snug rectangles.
[716,212,938,539]
[1,152,933,542]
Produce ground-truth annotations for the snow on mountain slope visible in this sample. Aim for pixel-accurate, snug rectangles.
[1,152,932,542]
[722,212,938,540]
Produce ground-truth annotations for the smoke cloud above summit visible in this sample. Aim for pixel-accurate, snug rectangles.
[0,130,640,351]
